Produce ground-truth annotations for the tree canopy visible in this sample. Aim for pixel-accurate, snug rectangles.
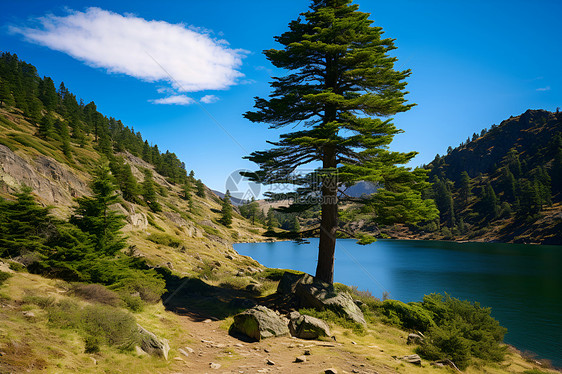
[243,0,437,283]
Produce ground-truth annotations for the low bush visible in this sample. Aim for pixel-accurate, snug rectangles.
[381,299,436,331]
[0,270,11,285]
[414,293,507,369]
[146,233,182,248]
[47,300,139,351]
[8,261,26,272]
[22,295,55,308]
[71,283,122,307]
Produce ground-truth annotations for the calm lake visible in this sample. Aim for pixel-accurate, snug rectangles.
[234,239,562,367]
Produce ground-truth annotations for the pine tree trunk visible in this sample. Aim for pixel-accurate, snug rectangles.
[316,146,338,284]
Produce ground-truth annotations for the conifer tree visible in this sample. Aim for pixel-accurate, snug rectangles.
[518,179,540,218]
[55,119,72,160]
[142,169,161,212]
[480,182,498,220]
[38,76,58,111]
[38,114,55,139]
[70,165,126,255]
[243,0,437,283]
[219,190,233,227]
[291,215,301,233]
[0,186,53,257]
[266,207,278,231]
[458,171,471,205]
[195,179,206,198]
[0,78,15,106]
[110,159,138,203]
[181,182,191,200]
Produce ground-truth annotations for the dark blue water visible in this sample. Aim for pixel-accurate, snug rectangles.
[234,239,562,367]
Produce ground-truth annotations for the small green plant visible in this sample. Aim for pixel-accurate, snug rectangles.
[146,233,182,248]
[22,295,55,308]
[0,270,12,285]
[120,293,145,312]
[84,335,101,353]
[146,213,165,231]
[8,261,26,272]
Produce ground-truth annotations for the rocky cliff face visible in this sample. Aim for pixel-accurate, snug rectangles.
[0,144,89,214]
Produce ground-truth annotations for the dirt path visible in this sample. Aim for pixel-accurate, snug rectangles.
[167,316,394,374]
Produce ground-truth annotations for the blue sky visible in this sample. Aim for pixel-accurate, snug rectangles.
[1,0,560,196]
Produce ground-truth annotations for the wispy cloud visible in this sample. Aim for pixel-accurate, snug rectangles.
[10,7,246,93]
[150,95,194,106]
[200,94,219,104]
[536,86,551,92]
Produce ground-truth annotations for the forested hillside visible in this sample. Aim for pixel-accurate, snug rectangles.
[398,109,562,244]
[0,51,269,307]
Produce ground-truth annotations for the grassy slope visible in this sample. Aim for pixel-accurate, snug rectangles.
[0,106,559,373]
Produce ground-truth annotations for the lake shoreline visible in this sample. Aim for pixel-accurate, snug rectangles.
[234,238,562,368]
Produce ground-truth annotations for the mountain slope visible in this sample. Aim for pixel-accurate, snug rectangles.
[389,109,562,244]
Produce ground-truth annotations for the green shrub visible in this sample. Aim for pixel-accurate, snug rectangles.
[381,299,436,331]
[22,295,55,308]
[109,270,166,304]
[146,233,182,248]
[80,304,139,349]
[71,283,122,307]
[416,323,472,370]
[146,213,165,231]
[415,293,507,369]
[120,293,145,312]
[8,261,26,272]
[48,301,139,350]
[201,224,220,236]
[0,270,11,285]
[84,335,101,353]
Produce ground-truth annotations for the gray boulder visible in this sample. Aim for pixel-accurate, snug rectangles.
[400,354,422,366]
[232,306,290,341]
[137,324,169,360]
[282,273,366,327]
[288,311,331,340]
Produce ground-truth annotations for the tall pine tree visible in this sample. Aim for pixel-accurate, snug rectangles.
[243,0,437,282]
[70,165,126,255]
[219,190,233,227]
[142,169,161,212]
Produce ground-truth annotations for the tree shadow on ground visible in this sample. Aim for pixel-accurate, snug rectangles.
[161,273,260,321]
[161,271,302,323]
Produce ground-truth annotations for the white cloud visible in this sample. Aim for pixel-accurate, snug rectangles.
[200,94,219,104]
[536,86,551,92]
[10,7,246,92]
[151,95,194,105]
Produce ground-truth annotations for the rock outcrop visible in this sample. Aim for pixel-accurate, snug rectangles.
[278,272,367,327]
[288,311,331,340]
[231,306,290,341]
[0,144,89,209]
[137,324,170,360]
